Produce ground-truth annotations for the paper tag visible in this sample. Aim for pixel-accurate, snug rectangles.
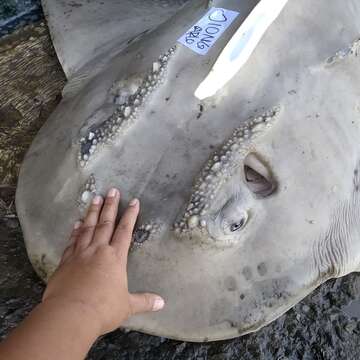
[178,8,239,55]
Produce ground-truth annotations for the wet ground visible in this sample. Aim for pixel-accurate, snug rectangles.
[1,5,360,360]
[0,0,42,37]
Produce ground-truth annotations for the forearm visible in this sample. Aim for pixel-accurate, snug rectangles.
[0,189,164,359]
[0,299,101,360]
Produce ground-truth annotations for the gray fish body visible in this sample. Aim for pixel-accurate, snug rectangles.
[41,0,190,78]
[16,0,360,341]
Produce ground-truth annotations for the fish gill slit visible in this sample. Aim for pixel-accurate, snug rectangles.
[313,185,360,279]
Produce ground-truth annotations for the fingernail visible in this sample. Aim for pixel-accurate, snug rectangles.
[108,188,118,198]
[129,198,139,206]
[152,297,165,312]
[74,221,82,229]
[92,195,102,205]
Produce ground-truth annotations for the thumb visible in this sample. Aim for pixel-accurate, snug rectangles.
[129,293,165,315]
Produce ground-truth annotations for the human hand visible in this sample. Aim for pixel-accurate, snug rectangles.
[42,188,165,336]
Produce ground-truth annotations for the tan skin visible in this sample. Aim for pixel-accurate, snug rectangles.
[0,188,165,360]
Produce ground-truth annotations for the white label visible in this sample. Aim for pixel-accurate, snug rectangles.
[178,8,239,55]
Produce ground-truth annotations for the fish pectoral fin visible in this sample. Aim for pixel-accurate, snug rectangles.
[42,0,187,79]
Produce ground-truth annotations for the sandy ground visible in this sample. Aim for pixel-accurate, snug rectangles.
[0,22,65,185]
[1,22,360,360]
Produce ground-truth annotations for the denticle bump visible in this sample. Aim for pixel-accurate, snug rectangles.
[78,47,177,166]
[173,106,281,233]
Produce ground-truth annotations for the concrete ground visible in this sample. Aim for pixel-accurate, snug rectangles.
[1,9,360,360]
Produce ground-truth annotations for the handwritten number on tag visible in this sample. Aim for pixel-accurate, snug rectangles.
[186,26,203,44]
[178,8,239,55]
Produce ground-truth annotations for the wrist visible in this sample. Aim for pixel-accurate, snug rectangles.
[0,297,103,360]
[40,296,103,338]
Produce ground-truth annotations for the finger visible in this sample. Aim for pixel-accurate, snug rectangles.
[68,220,82,245]
[60,245,74,266]
[111,198,139,259]
[129,293,165,315]
[60,220,82,265]
[75,195,103,252]
[91,188,120,248]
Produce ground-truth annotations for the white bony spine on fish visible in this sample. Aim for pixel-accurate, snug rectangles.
[195,0,289,100]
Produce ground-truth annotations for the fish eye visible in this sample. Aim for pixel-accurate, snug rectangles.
[219,200,249,235]
[230,219,246,232]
